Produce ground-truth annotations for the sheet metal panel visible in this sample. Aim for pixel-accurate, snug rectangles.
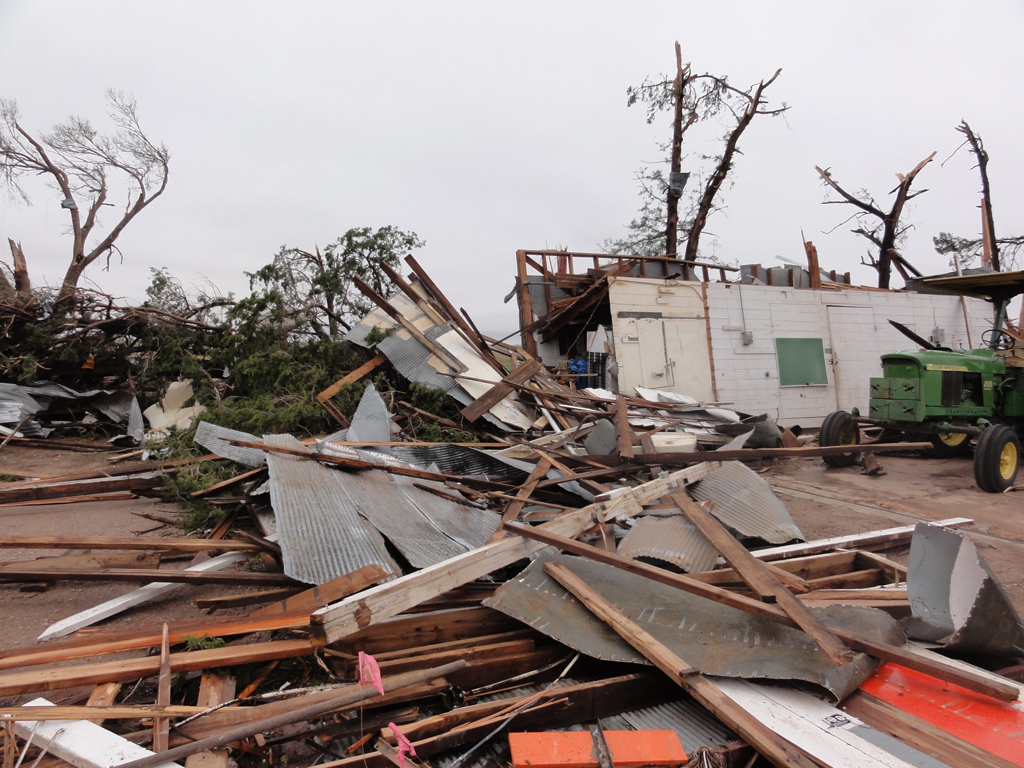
[330,466,469,568]
[194,422,267,467]
[616,516,718,573]
[346,382,393,450]
[485,552,902,701]
[618,697,736,755]
[263,433,399,584]
[390,473,500,550]
[388,444,529,481]
[690,461,802,544]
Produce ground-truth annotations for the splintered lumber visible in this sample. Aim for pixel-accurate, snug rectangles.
[37,550,251,641]
[329,606,521,656]
[153,624,171,752]
[12,698,181,768]
[0,567,301,586]
[0,535,266,553]
[671,493,854,666]
[0,704,237,720]
[735,518,974,563]
[0,638,314,698]
[613,394,633,458]
[318,352,390,402]
[195,588,302,610]
[352,276,466,373]
[190,467,265,498]
[311,463,712,644]
[186,673,235,768]
[460,359,543,422]
[486,457,552,544]
[248,563,390,616]
[505,522,1018,703]
[84,681,121,725]
[543,561,817,768]
[627,442,931,464]
[114,660,470,768]
[0,473,165,504]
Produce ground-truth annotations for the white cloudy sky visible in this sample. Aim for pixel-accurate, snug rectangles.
[1,2,1022,334]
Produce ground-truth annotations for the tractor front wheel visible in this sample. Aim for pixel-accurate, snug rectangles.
[974,425,1021,493]
[928,431,972,458]
[820,410,861,468]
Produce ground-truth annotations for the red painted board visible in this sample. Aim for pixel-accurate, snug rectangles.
[509,730,687,768]
[861,662,1024,767]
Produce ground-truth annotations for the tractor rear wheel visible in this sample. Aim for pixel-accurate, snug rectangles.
[820,410,861,468]
[928,431,972,458]
[974,425,1021,493]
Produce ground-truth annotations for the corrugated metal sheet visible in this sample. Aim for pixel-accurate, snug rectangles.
[690,461,802,544]
[390,473,500,550]
[616,516,718,573]
[346,383,393,450]
[389,444,529,481]
[194,422,267,467]
[344,289,433,347]
[263,433,399,584]
[618,697,736,754]
[330,466,469,568]
[485,552,900,701]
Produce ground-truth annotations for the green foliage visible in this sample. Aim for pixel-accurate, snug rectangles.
[185,635,226,652]
[0,473,22,482]
[934,232,1024,271]
[365,325,396,344]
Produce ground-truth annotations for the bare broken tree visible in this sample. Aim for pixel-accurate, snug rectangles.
[814,152,935,289]
[933,121,1023,272]
[608,51,787,262]
[0,91,169,305]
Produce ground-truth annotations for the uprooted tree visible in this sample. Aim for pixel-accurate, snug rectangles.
[933,121,1023,272]
[605,43,787,261]
[814,152,936,289]
[0,90,169,305]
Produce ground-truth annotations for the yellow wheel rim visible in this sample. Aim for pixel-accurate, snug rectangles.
[938,432,967,447]
[1000,442,1018,480]
[839,424,858,447]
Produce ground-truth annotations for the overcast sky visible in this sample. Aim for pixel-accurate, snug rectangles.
[1,2,1022,334]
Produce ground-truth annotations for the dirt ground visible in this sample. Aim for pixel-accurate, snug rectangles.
[0,444,1022,655]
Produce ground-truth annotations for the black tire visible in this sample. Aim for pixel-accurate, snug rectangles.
[820,410,861,468]
[928,431,972,459]
[974,425,1021,493]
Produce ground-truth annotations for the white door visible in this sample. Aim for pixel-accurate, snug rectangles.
[827,306,882,413]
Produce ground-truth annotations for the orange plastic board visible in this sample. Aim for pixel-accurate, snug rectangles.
[861,662,1024,767]
[509,730,687,768]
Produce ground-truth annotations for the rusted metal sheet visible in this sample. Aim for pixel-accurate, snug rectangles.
[485,552,902,701]
[263,434,399,584]
[616,516,718,574]
[690,461,802,544]
[903,523,1024,656]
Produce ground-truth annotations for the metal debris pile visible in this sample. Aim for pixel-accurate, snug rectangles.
[0,261,1021,768]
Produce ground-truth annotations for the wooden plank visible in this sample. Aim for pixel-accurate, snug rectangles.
[505,522,1019,703]
[329,607,521,657]
[84,681,121,725]
[195,587,302,610]
[613,395,633,459]
[486,457,551,544]
[312,463,712,645]
[12,698,182,768]
[671,492,854,665]
[37,550,251,642]
[0,473,164,504]
[153,624,171,753]
[460,359,542,422]
[318,353,389,403]
[0,704,242,720]
[0,551,162,571]
[190,467,265,498]
[542,561,818,768]
[802,569,883,591]
[380,261,447,325]
[687,551,858,585]
[185,673,235,768]
[0,535,265,553]
[627,442,931,464]
[0,639,314,698]
[728,517,974,563]
[715,678,937,768]
[842,691,1020,768]
[115,661,470,768]
[0,567,302,586]
[854,550,908,583]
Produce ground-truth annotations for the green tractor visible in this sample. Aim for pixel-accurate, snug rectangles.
[820,270,1024,492]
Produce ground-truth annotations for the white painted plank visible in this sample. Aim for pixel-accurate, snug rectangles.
[38,551,250,641]
[12,698,180,768]
[713,679,951,768]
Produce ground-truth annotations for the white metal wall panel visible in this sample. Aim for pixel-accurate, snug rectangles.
[705,282,993,427]
[608,278,714,401]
